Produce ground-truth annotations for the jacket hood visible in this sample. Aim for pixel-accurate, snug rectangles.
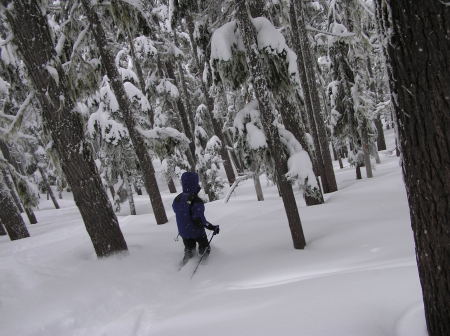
[181,172,201,194]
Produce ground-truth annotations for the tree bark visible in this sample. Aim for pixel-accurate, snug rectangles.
[236,0,306,249]
[6,1,127,256]
[293,0,338,193]
[24,207,38,225]
[374,116,386,151]
[0,177,30,241]
[81,0,168,224]
[0,223,6,236]
[376,2,450,335]
[38,166,60,209]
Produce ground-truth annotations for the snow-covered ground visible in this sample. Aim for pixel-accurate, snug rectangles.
[0,129,427,336]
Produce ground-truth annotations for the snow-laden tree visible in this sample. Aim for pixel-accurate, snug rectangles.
[2,0,128,257]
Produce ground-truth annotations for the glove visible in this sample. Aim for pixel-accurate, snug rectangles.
[206,223,220,234]
[213,225,220,235]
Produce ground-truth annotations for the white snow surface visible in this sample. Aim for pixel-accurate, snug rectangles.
[0,130,427,336]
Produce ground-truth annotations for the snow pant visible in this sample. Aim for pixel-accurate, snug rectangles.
[182,234,210,257]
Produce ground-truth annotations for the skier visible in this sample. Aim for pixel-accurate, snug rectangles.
[172,172,220,266]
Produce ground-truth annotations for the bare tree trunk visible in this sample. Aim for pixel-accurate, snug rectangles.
[374,117,386,150]
[376,2,450,334]
[168,177,177,194]
[355,163,362,180]
[253,173,264,201]
[6,1,127,256]
[338,156,344,169]
[361,130,373,178]
[236,0,306,249]
[38,166,60,209]
[0,177,30,241]
[81,0,167,224]
[124,173,136,215]
[24,207,37,225]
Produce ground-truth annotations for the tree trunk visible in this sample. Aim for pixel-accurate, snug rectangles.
[1,169,24,213]
[361,129,373,178]
[289,1,323,183]
[6,1,127,257]
[168,177,177,194]
[294,0,338,193]
[355,163,362,180]
[24,207,38,225]
[0,223,6,236]
[236,0,306,249]
[124,173,136,215]
[38,166,60,209]
[81,0,168,224]
[253,173,264,201]
[376,2,450,335]
[0,177,30,241]
[374,116,386,150]
[185,13,236,185]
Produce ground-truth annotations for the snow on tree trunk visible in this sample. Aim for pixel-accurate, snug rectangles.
[235,0,306,249]
[81,0,167,224]
[376,2,450,335]
[0,176,29,241]
[6,1,128,257]
[275,95,323,206]
[38,166,60,209]
[293,0,338,193]
[185,13,236,185]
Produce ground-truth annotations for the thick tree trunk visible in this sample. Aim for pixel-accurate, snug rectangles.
[292,0,338,193]
[376,2,450,335]
[6,1,127,256]
[134,184,142,195]
[0,223,6,236]
[38,166,60,209]
[185,13,236,185]
[236,0,306,249]
[0,178,30,241]
[81,0,168,224]
[355,163,362,180]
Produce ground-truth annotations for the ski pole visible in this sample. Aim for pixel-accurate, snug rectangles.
[174,233,180,242]
[191,232,216,278]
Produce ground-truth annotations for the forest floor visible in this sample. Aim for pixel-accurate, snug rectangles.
[0,129,427,336]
